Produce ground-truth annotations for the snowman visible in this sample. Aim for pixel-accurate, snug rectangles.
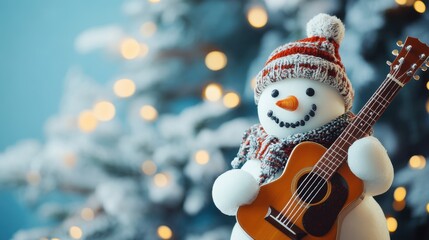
[212,13,393,240]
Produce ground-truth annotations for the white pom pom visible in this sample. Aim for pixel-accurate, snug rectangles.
[306,13,345,44]
[212,169,259,216]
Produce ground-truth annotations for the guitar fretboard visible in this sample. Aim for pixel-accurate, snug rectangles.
[313,76,402,180]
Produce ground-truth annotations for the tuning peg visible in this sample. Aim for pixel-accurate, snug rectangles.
[425,62,429,67]
[392,49,399,56]
[386,61,392,66]
[421,66,428,71]
[406,45,412,51]
[413,75,420,80]
[420,54,426,60]
[406,70,413,76]
[396,40,403,47]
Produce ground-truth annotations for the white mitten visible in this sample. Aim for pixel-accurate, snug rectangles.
[212,169,259,216]
[348,136,393,196]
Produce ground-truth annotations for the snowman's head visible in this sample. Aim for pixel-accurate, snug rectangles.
[257,78,345,138]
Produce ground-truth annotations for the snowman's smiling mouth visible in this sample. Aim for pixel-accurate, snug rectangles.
[267,104,317,128]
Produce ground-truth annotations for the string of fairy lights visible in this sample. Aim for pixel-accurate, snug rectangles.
[37,0,428,239]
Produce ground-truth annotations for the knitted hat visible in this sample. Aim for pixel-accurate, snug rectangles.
[254,13,354,110]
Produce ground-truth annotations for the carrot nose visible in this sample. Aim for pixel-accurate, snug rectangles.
[276,95,299,111]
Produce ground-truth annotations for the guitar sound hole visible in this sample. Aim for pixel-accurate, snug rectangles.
[296,173,328,204]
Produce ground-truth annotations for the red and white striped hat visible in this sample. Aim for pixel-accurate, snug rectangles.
[254,13,354,110]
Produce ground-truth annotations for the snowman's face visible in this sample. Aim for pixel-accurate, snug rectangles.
[257,78,346,138]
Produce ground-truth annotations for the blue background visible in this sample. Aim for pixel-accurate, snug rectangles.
[0,0,124,238]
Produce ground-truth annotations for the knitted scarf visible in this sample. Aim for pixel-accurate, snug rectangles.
[231,112,355,185]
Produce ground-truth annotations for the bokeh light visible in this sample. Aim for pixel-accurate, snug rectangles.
[78,111,98,132]
[63,153,77,168]
[140,43,149,57]
[414,0,426,13]
[205,51,227,71]
[426,203,429,213]
[120,38,141,60]
[203,83,223,101]
[223,92,241,108]
[26,171,41,185]
[395,0,407,5]
[114,78,136,98]
[247,5,268,28]
[394,187,407,202]
[154,173,169,187]
[93,101,115,121]
[157,225,173,239]
[426,81,429,90]
[393,199,406,211]
[409,155,426,169]
[140,105,158,121]
[141,160,157,175]
[148,0,160,3]
[387,217,398,232]
[69,226,83,239]
[140,21,157,37]
[250,77,257,90]
[81,208,94,221]
[194,150,210,165]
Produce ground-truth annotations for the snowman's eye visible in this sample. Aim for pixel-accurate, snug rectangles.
[306,88,315,97]
[271,89,279,98]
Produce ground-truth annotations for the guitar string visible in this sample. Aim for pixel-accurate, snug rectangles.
[283,51,411,229]
[275,75,395,224]
[277,50,409,228]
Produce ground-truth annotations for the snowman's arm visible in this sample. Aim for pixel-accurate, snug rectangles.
[212,160,261,216]
[347,136,394,196]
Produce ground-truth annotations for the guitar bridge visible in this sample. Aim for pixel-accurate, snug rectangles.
[264,206,307,240]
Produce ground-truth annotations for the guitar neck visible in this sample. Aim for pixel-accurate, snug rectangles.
[314,75,402,180]
[313,36,429,180]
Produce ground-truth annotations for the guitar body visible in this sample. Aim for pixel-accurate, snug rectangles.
[237,141,364,240]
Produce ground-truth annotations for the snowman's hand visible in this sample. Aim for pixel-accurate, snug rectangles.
[212,166,260,216]
[348,136,393,196]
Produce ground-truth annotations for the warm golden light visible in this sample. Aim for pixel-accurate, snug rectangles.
[250,77,257,90]
[414,0,426,13]
[120,38,141,59]
[141,160,157,175]
[148,0,160,3]
[63,153,77,168]
[26,171,41,185]
[140,43,149,57]
[157,225,173,239]
[81,208,94,221]
[395,0,407,5]
[78,111,98,132]
[203,83,223,101]
[140,105,158,121]
[247,6,268,28]
[51,238,60,240]
[426,203,429,213]
[205,51,227,71]
[154,173,169,187]
[93,101,115,121]
[140,21,157,37]
[393,199,406,211]
[394,187,407,202]
[409,155,426,169]
[223,92,241,108]
[194,150,210,165]
[113,78,136,98]
[69,226,83,239]
[386,217,398,232]
[426,81,429,90]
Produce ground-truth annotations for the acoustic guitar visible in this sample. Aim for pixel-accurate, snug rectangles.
[237,37,429,240]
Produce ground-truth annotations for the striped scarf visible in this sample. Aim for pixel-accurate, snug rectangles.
[231,112,354,184]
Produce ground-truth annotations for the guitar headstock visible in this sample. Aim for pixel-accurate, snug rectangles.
[388,37,429,84]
